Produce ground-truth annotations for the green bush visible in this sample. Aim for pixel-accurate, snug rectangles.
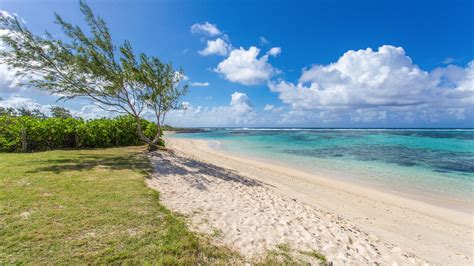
[0,115,158,152]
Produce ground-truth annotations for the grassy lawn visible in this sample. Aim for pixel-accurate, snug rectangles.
[0,146,238,264]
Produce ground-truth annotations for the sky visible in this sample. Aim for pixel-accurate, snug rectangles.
[0,0,473,128]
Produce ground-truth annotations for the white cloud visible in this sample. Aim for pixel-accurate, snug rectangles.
[263,104,274,111]
[259,36,269,45]
[267,47,281,57]
[74,104,116,120]
[0,11,41,93]
[267,45,474,125]
[443,57,455,64]
[350,109,387,122]
[165,92,258,126]
[0,63,18,93]
[270,45,473,112]
[215,46,278,85]
[0,96,52,115]
[199,38,231,56]
[0,96,119,120]
[190,82,210,87]
[190,22,222,36]
[278,109,343,125]
[230,92,253,114]
[263,104,283,113]
[0,12,20,93]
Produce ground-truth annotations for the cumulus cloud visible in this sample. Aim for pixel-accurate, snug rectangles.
[0,11,20,92]
[199,38,231,56]
[190,82,210,87]
[0,96,52,115]
[268,45,473,124]
[0,96,119,119]
[263,104,274,111]
[230,92,253,114]
[215,46,278,85]
[0,62,18,93]
[74,104,116,120]
[0,11,41,93]
[166,92,258,126]
[263,104,283,113]
[190,22,281,87]
[267,47,281,57]
[190,22,222,36]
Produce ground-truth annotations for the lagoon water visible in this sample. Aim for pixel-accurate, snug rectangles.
[176,128,474,212]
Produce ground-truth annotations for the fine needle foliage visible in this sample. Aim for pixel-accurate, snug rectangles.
[0,0,188,150]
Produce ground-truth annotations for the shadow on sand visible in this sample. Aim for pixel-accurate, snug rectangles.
[149,150,265,191]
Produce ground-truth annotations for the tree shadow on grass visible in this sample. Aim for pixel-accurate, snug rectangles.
[148,150,265,191]
[26,153,152,176]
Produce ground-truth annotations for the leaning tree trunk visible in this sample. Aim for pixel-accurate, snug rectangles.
[150,121,165,149]
[135,118,161,151]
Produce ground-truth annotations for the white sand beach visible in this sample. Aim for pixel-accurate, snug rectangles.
[146,136,473,264]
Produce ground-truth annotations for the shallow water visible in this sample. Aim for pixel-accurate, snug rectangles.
[176,128,474,211]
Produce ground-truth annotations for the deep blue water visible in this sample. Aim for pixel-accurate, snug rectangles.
[176,128,474,209]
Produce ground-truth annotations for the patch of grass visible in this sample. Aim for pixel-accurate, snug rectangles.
[299,250,327,264]
[256,243,327,265]
[0,146,239,264]
[211,228,223,238]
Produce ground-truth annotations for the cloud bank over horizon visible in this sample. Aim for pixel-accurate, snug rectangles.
[267,45,473,125]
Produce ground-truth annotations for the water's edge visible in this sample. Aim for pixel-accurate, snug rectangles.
[173,129,474,213]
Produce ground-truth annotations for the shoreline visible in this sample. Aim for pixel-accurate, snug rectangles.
[207,139,473,214]
[151,136,473,264]
[178,136,472,224]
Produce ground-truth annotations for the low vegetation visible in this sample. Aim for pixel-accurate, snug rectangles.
[0,115,159,152]
[0,146,239,264]
[0,145,326,264]
[255,243,327,265]
[0,0,188,150]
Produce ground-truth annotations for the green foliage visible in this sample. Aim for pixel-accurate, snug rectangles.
[0,115,157,152]
[255,243,327,265]
[0,1,188,149]
[50,106,72,118]
[0,106,16,116]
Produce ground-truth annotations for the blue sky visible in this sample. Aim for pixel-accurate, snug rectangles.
[0,0,473,127]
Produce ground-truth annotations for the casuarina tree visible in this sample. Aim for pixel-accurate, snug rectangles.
[0,0,188,150]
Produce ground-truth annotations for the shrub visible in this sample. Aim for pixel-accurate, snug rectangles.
[0,115,158,152]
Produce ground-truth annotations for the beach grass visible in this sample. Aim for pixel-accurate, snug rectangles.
[256,243,327,265]
[0,146,239,264]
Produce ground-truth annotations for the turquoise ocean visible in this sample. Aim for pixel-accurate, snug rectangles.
[175,129,474,212]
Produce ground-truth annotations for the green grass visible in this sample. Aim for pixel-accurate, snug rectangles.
[0,146,239,264]
[255,243,327,265]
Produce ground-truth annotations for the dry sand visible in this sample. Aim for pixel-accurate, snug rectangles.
[146,136,473,264]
